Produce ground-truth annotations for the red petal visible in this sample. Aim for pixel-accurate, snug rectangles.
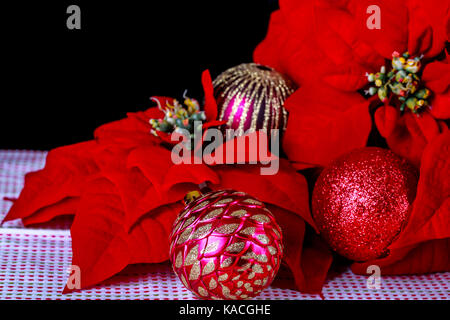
[64,177,181,292]
[2,141,99,224]
[391,131,450,248]
[352,238,450,275]
[22,197,79,226]
[374,105,400,138]
[253,10,287,75]
[423,60,450,94]
[201,70,218,122]
[268,205,332,293]
[407,0,449,57]
[385,111,443,167]
[94,108,161,147]
[283,85,372,167]
[213,159,316,229]
[429,93,450,120]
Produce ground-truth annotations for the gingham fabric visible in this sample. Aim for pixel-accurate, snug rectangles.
[0,150,449,300]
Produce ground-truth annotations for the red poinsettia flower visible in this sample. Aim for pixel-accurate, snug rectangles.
[254,0,449,168]
[254,0,449,275]
[2,70,331,294]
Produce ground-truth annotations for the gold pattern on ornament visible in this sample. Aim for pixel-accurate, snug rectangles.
[184,244,199,266]
[244,283,253,292]
[232,275,240,281]
[254,279,262,286]
[215,198,233,205]
[238,262,251,272]
[236,290,242,296]
[262,277,268,286]
[172,219,184,234]
[202,241,219,254]
[230,209,247,218]
[241,251,268,263]
[180,273,189,289]
[277,241,283,252]
[268,246,277,255]
[232,191,246,196]
[221,285,232,299]
[225,242,245,253]
[243,199,263,206]
[227,94,244,129]
[181,216,196,229]
[247,271,256,280]
[218,273,229,282]
[215,223,239,234]
[192,201,209,211]
[174,209,189,224]
[252,264,264,274]
[237,281,244,288]
[202,260,216,276]
[174,251,183,269]
[189,261,201,281]
[272,228,281,239]
[257,234,270,245]
[250,214,270,223]
[191,224,212,239]
[238,79,260,133]
[239,227,256,235]
[209,278,218,290]
[201,208,223,221]
[209,191,225,198]
[241,294,248,299]
[177,227,193,244]
[197,286,209,297]
[220,257,233,268]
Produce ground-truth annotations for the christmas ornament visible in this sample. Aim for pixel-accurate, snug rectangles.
[365,51,431,114]
[213,63,295,136]
[312,147,418,262]
[169,189,283,300]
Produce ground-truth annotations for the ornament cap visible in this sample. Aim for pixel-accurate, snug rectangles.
[183,190,202,206]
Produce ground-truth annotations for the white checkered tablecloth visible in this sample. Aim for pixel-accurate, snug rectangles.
[0,149,449,300]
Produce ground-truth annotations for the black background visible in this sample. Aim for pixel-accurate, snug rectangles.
[1,1,277,150]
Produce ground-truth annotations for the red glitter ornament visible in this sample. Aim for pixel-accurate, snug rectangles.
[169,189,283,300]
[312,147,418,262]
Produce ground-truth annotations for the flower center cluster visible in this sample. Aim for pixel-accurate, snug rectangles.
[365,51,431,114]
[149,93,206,137]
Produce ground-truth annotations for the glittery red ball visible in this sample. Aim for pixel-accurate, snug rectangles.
[169,190,283,300]
[312,147,418,262]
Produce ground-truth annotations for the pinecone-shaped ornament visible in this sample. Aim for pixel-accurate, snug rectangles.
[169,189,283,300]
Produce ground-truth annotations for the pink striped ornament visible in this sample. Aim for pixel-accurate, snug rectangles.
[213,63,295,136]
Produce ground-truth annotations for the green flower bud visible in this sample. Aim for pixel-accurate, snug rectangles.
[415,88,430,99]
[378,87,388,102]
[406,97,417,111]
[369,87,377,95]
